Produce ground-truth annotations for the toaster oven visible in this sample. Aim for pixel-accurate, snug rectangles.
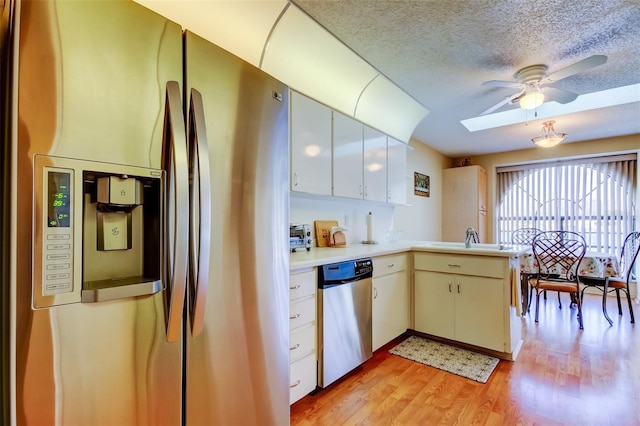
[290,224,312,252]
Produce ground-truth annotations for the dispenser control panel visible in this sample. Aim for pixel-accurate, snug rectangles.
[41,167,74,295]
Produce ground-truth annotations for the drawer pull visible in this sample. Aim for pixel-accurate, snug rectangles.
[448,264,461,268]
[290,343,300,351]
[290,285,301,290]
[387,263,395,268]
[448,281,452,292]
[290,314,301,320]
[290,380,301,388]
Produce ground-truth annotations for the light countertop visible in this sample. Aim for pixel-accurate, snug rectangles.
[290,240,528,271]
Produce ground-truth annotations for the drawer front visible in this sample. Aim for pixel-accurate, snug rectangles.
[414,253,504,278]
[373,253,407,277]
[290,270,316,300]
[290,323,316,362]
[290,296,316,330]
[290,353,317,405]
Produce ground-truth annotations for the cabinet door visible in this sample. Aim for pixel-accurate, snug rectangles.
[386,137,407,204]
[442,165,486,242]
[454,275,504,352]
[373,270,409,351]
[290,91,332,195]
[414,271,455,339]
[332,111,363,199]
[363,126,387,202]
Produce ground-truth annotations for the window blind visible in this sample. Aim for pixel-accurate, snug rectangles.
[497,154,637,255]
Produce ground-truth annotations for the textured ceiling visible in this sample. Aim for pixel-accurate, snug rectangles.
[293,0,640,156]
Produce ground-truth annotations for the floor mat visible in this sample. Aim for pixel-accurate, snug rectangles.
[389,335,499,383]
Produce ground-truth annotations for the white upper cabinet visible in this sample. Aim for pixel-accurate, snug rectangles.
[386,137,408,205]
[290,91,408,204]
[363,126,387,202]
[290,91,332,195]
[332,111,364,199]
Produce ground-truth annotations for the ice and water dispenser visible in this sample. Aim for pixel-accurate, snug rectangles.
[33,155,164,308]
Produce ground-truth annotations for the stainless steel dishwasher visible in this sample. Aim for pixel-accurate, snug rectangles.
[318,258,373,388]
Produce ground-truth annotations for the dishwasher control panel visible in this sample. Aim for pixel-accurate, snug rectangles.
[318,258,373,288]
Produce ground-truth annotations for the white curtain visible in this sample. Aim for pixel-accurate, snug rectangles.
[497,154,637,255]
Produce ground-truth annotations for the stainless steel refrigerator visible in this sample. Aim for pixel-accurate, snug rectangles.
[2,1,290,424]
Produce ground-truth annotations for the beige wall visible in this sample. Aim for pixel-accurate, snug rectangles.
[394,137,452,241]
[450,134,640,243]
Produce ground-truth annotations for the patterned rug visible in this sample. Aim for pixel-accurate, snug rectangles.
[389,335,499,383]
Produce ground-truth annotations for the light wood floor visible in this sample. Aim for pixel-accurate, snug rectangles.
[290,294,640,425]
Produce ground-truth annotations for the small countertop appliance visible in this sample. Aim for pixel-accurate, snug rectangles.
[290,224,312,252]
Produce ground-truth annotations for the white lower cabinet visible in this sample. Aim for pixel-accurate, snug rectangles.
[414,271,503,351]
[289,269,317,405]
[413,252,519,356]
[372,254,409,351]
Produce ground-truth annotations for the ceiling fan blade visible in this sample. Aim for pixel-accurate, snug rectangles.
[543,86,579,104]
[479,90,524,116]
[482,80,523,89]
[542,54,608,83]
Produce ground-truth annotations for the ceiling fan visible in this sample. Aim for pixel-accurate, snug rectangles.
[479,54,607,116]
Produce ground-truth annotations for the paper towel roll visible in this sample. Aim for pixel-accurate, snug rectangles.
[366,212,374,241]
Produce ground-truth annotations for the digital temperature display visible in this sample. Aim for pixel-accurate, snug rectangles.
[47,171,71,227]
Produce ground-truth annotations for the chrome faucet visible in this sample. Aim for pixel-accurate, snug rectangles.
[465,227,478,248]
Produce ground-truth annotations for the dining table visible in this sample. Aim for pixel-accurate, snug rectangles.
[518,250,620,315]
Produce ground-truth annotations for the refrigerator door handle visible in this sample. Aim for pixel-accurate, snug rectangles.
[188,89,211,337]
[163,81,188,343]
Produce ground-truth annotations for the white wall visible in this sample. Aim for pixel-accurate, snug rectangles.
[290,194,395,244]
[289,137,451,245]
[394,138,451,241]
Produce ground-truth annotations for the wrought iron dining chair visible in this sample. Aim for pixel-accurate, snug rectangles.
[579,231,639,325]
[511,228,563,312]
[530,231,587,329]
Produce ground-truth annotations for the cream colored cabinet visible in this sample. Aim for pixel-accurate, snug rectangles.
[290,91,332,195]
[386,137,407,204]
[442,165,488,242]
[372,254,409,351]
[413,252,520,356]
[332,111,364,199]
[414,271,503,351]
[289,269,317,405]
[363,126,387,202]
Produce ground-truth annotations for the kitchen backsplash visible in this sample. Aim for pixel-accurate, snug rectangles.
[290,194,397,245]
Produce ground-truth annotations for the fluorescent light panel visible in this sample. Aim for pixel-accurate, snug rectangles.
[135,0,429,144]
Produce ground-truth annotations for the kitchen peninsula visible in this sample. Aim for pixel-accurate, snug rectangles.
[288,241,525,404]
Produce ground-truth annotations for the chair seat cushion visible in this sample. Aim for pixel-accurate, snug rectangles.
[529,277,578,292]
[580,275,627,289]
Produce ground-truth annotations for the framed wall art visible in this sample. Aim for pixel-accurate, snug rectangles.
[414,172,430,197]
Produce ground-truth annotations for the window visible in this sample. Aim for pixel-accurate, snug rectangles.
[497,154,637,255]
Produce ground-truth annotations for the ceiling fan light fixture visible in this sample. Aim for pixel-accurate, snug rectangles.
[519,89,544,109]
[532,120,567,148]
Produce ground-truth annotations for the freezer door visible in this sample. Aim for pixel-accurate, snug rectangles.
[12,1,183,424]
[184,31,290,426]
